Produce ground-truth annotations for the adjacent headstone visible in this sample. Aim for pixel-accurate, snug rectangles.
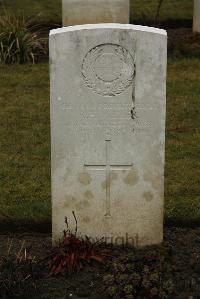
[62,0,130,26]
[193,0,200,33]
[50,24,167,247]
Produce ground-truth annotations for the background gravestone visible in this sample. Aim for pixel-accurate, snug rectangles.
[62,0,130,26]
[193,0,200,32]
[50,24,167,247]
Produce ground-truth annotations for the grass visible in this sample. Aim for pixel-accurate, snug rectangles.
[0,58,199,230]
[0,10,48,64]
[165,58,200,225]
[0,64,51,228]
[0,0,194,25]
[131,0,193,25]
[0,0,61,24]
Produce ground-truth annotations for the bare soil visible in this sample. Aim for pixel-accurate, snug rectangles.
[0,227,199,299]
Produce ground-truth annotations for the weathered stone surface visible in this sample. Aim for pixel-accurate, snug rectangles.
[50,24,167,247]
[62,0,129,26]
[193,0,200,33]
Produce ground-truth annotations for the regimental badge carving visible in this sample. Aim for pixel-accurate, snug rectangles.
[82,44,135,97]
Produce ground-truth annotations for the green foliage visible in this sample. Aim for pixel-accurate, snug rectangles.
[0,241,41,298]
[0,10,47,64]
[0,0,194,25]
[130,0,193,24]
[0,0,62,24]
[103,247,175,299]
[154,0,165,25]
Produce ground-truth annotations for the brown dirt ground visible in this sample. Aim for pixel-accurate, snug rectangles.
[0,227,199,299]
[167,28,200,56]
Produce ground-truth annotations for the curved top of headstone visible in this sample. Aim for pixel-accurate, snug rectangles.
[50,23,167,37]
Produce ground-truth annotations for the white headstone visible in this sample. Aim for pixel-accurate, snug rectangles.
[50,24,167,247]
[62,0,130,26]
[193,0,200,33]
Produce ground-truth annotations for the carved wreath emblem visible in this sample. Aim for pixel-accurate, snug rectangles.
[81,44,135,97]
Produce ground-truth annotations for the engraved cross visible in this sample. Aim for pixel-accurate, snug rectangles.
[84,140,133,217]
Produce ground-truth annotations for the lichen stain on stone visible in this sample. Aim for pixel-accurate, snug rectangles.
[78,172,91,185]
[124,170,138,186]
[64,195,77,207]
[102,171,118,189]
[84,190,94,200]
[143,191,153,202]
[75,199,90,209]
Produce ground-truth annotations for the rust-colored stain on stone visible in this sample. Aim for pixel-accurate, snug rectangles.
[84,190,94,200]
[64,195,77,207]
[79,172,91,185]
[102,171,118,189]
[143,191,153,202]
[110,171,118,181]
[143,172,162,192]
[124,170,138,186]
[102,179,109,190]
[82,216,90,223]
[75,199,90,209]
